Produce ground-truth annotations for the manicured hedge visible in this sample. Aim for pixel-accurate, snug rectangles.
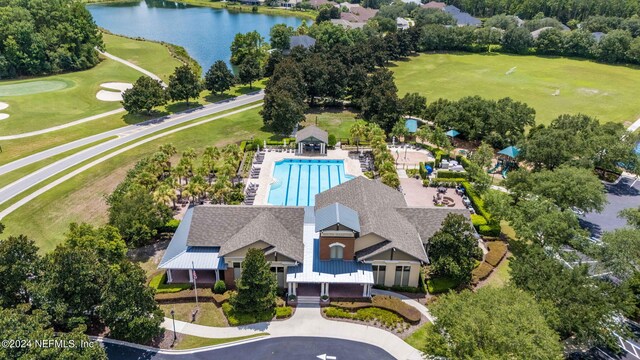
[472,262,494,284]
[212,291,232,306]
[419,162,427,179]
[485,241,508,267]
[436,170,468,179]
[324,307,406,329]
[275,306,293,319]
[221,303,273,326]
[372,296,421,324]
[471,214,487,227]
[424,178,466,187]
[461,181,493,222]
[149,273,191,294]
[155,288,215,303]
[479,224,501,237]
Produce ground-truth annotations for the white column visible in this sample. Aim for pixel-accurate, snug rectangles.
[362,284,367,297]
[367,284,372,297]
[293,283,297,296]
[188,269,193,283]
[325,283,330,297]
[167,269,173,283]
[215,270,220,282]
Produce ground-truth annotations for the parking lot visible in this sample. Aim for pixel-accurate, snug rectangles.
[580,176,640,238]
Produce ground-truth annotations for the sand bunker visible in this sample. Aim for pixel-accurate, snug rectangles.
[100,82,133,92]
[0,114,9,121]
[96,90,124,102]
[0,102,8,111]
[95,82,132,102]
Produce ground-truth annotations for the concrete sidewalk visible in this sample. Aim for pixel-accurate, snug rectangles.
[163,303,425,360]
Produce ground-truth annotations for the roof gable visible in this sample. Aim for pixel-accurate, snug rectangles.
[315,203,361,233]
[296,125,328,143]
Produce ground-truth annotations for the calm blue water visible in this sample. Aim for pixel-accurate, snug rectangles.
[405,119,418,133]
[268,159,354,206]
[87,1,303,71]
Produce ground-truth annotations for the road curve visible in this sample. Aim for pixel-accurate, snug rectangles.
[0,91,264,209]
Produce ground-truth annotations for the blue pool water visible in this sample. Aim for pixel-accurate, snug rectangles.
[405,119,418,133]
[268,159,354,206]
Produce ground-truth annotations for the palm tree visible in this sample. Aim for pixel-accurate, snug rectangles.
[177,157,193,181]
[218,159,237,179]
[210,176,232,204]
[153,183,177,209]
[181,148,198,174]
[202,146,219,184]
[159,143,177,157]
[350,120,367,151]
[185,176,206,203]
[136,171,158,190]
[150,151,170,178]
[172,164,189,186]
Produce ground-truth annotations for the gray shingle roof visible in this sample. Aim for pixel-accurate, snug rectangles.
[187,205,305,262]
[315,203,361,233]
[395,207,471,245]
[290,35,316,50]
[296,125,328,144]
[315,176,428,262]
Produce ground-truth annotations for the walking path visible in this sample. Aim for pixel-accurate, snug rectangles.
[0,93,264,220]
[628,117,640,132]
[162,303,424,360]
[97,49,167,86]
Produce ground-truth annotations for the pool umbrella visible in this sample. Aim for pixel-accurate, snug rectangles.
[498,146,521,159]
[445,129,460,138]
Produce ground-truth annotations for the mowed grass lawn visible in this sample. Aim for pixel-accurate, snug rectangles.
[301,108,359,140]
[0,106,274,252]
[0,59,141,135]
[102,33,183,82]
[392,53,640,125]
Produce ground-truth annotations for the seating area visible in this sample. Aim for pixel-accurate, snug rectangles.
[349,151,373,172]
[433,187,456,207]
[243,183,259,205]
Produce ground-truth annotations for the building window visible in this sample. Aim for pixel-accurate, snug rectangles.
[233,262,242,280]
[329,243,345,259]
[372,265,386,286]
[271,267,285,288]
[394,266,410,287]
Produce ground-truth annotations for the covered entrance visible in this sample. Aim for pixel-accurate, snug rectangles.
[296,125,328,155]
[288,282,373,298]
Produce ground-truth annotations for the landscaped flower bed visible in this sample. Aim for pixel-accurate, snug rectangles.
[330,295,421,324]
[484,241,508,267]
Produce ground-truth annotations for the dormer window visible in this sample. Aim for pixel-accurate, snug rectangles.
[329,242,345,259]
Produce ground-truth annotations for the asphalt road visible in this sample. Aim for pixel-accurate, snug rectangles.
[0,91,264,208]
[104,337,395,360]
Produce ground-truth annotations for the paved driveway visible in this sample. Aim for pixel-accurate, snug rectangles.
[104,337,395,360]
[580,176,640,237]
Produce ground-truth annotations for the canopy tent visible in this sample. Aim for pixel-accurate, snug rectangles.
[445,129,460,138]
[498,146,521,158]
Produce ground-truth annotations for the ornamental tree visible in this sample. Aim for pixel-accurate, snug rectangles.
[167,65,202,105]
[122,76,167,114]
[231,248,277,315]
[204,60,235,95]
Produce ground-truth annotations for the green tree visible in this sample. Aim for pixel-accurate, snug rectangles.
[425,287,563,359]
[536,27,565,54]
[601,228,640,278]
[0,306,107,359]
[122,76,167,114]
[428,213,481,284]
[64,223,127,265]
[598,29,633,63]
[204,60,236,95]
[238,55,262,90]
[469,142,494,169]
[99,261,164,343]
[361,68,401,133]
[230,30,268,65]
[349,120,368,151]
[231,248,277,315]
[0,235,39,307]
[390,120,409,143]
[261,87,306,134]
[502,26,533,54]
[270,23,294,50]
[621,206,640,229]
[563,29,597,58]
[511,245,632,348]
[167,65,202,105]
[400,92,427,116]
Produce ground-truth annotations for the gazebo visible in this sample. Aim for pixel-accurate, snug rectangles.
[296,125,328,155]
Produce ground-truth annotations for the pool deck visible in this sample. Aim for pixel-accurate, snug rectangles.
[249,149,363,206]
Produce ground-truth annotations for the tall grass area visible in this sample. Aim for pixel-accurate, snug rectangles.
[392,53,640,125]
[0,107,274,252]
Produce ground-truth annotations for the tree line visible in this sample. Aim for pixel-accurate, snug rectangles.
[0,0,103,78]
[0,223,163,359]
[107,143,245,247]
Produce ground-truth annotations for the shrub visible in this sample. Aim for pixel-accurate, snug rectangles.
[212,291,231,305]
[425,178,466,187]
[461,181,495,223]
[372,296,421,324]
[149,273,191,294]
[323,307,406,329]
[288,294,297,301]
[472,262,494,284]
[160,219,180,233]
[390,285,423,294]
[239,140,247,152]
[479,224,501,237]
[471,214,488,227]
[331,301,372,310]
[418,162,427,179]
[222,302,274,326]
[427,277,460,294]
[154,288,214,302]
[484,241,508,267]
[275,306,293,319]
[213,280,226,294]
[328,134,337,147]
[436,170,468,179]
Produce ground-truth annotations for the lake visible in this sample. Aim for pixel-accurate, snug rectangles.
[87,0,304,72]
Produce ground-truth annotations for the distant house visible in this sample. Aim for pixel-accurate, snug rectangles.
[336,3,378,23]
[284,35,316,55]
[421,1,446,9]
[401,0,421,4]
[513,15,525,27]
[307,0,336,8]
[280,0,303,7]
[397,17,410,30]
[442,5,481,27]
[330,18,367,29]
[530,26,554,40]
[591,31,605,42]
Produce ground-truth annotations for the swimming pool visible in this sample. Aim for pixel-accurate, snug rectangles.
[405,118,418,133]
[268,159,355,206]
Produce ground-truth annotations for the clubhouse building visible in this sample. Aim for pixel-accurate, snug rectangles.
[159,176,468,298]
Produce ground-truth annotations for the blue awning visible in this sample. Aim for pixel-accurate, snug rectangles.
[498,146,521,158]
[445,129,460,137]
